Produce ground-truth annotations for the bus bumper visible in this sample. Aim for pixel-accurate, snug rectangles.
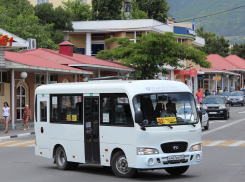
[135,151,202,169]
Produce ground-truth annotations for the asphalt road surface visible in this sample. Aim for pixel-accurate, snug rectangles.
[0,106,245,182]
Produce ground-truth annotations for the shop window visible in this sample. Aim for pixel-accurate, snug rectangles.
[50,95,83,124]
[35,74,45,85]
[100,93,133,126]
[126,32,134,39]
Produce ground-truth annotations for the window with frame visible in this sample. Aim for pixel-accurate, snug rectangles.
[100,93,133,126]
[40,101,47,122]
[50,95,83,124]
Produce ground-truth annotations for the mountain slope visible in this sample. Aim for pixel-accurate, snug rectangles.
[167,0,245,44]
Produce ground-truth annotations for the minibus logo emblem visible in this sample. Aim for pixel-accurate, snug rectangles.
[173,146,179,150]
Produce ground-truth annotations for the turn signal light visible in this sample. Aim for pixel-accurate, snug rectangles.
[40,152,42,154]
[105,149,108,151]
[73,156,75,158]
[106,159,109,162]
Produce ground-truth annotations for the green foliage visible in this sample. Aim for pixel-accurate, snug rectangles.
[167,0,245,44]
[231,43,245,59]
[62,0,92,21]
[34,3,55,25]
[123,0,148,20]
[96,33,210,79]
[136,0,169,23]
[92,0,124,20]
[0,4,57,50]
[197,27,230,57]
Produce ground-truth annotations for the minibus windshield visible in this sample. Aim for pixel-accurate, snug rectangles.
[133,93,197,126]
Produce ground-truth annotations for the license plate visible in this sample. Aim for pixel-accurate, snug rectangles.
[209,112,217,114]
[167,155,185,162]
[232,101,237,103]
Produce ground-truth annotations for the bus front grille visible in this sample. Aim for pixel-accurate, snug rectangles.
[161,142,188,153]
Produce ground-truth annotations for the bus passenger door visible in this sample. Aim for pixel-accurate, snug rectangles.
[84,96,100,164]
[36,94,49,149]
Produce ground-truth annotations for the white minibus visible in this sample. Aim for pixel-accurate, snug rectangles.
[35,80,202,178]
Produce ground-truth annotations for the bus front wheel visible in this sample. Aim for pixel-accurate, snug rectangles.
[111,151,137,178]
[56,146,72,170]
[165,166,189,175]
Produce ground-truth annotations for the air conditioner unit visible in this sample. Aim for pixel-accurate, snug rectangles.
[108,35,114,38]
[49,81,57,84]
[27,38,36,50]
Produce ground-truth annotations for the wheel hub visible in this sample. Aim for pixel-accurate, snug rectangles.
[116,156,130,174]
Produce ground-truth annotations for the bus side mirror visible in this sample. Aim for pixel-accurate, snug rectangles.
[135,111,143,123]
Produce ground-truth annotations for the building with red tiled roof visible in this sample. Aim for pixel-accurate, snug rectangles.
[200,54,240,92]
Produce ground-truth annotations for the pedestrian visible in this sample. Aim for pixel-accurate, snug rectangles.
[2,102,11,134]
[196,89,202,104]
[230,85,234,92]
[23,105,31,130]
[224,87,228,92]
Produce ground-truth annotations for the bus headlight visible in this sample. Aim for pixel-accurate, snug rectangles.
[190,143,202,151]
[137,148,159,155]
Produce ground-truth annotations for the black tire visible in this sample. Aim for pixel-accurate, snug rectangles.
[228,112,230,118]
[56,146,72,170]
[231,104,233,106]
[111,151,137,178]
[224,111,228,120]
[242,103,244,106]
[204,120,209,130]
[165,166,189,175]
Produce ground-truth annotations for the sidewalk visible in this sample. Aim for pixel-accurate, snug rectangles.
[0,120,35,139]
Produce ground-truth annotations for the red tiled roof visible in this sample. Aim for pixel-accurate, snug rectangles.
[201,54,239,71]
[58,41,74,46]
[22,48,133,70]
[5,51,91,73]
[225,55,245,69]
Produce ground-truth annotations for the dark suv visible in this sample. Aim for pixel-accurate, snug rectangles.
[201,95,230,119]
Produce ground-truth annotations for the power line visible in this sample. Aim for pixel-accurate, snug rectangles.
[178,4,245,22]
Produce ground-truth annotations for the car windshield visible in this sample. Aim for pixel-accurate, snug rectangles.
[133,93,197,126]
[230,92,243,96]
[219,92,230,96]
[203,97,225,104]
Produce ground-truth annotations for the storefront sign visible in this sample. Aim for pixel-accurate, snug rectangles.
[0,35,13,47]
[174,26,196,39]
[213,76,221,81]
[174,70,190,75]
[190,68,197,77]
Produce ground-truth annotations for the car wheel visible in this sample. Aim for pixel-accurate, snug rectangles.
[111,151,137,178]
[242,103,244,106]
[231,104,233,106]
[204,120,209,130]
[165,166,189,175]
[56,146,72,170]
[224,111,228,120]
[228,112,230,118]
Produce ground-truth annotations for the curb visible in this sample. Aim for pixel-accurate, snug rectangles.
[0,132,35,140]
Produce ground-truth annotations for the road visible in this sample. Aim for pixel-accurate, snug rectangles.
[0,106,245,182]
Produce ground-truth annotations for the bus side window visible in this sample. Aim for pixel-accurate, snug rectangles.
[40,101,47,122]
[100,94,112,124]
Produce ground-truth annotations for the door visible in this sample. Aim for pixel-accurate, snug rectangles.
[37,94,49,149]
[91,44,104,56]
[84,97,100,164]
[17,85,26,120]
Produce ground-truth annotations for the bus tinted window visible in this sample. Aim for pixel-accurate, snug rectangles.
[50,95,83,124]
[100,93,133,126]
[40,101,47,122]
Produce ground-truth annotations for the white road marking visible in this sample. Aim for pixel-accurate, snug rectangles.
[205,140,226,146]
[202,118,245,135]
[228,141,245,146]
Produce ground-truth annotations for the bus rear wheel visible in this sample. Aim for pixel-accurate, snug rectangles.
[165,166,189,175]
[111,151,137,178]
[56,146,72,170]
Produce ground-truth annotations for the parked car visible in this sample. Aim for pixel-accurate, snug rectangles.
[227,91,245,106]
[201,95,230,120]
[219,92,230,99]
[197,105,209,130]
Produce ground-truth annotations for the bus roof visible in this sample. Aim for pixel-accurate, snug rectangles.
[35,80,191,97]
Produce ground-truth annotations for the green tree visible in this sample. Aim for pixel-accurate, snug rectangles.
[135,0,169,23]
[197,27,230,57]
[96,33,210,79]
[231,43,245,59]
[0,3,57,49]
[62,0,92,21]
[92,0,124,20]
[123,0,148,20]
